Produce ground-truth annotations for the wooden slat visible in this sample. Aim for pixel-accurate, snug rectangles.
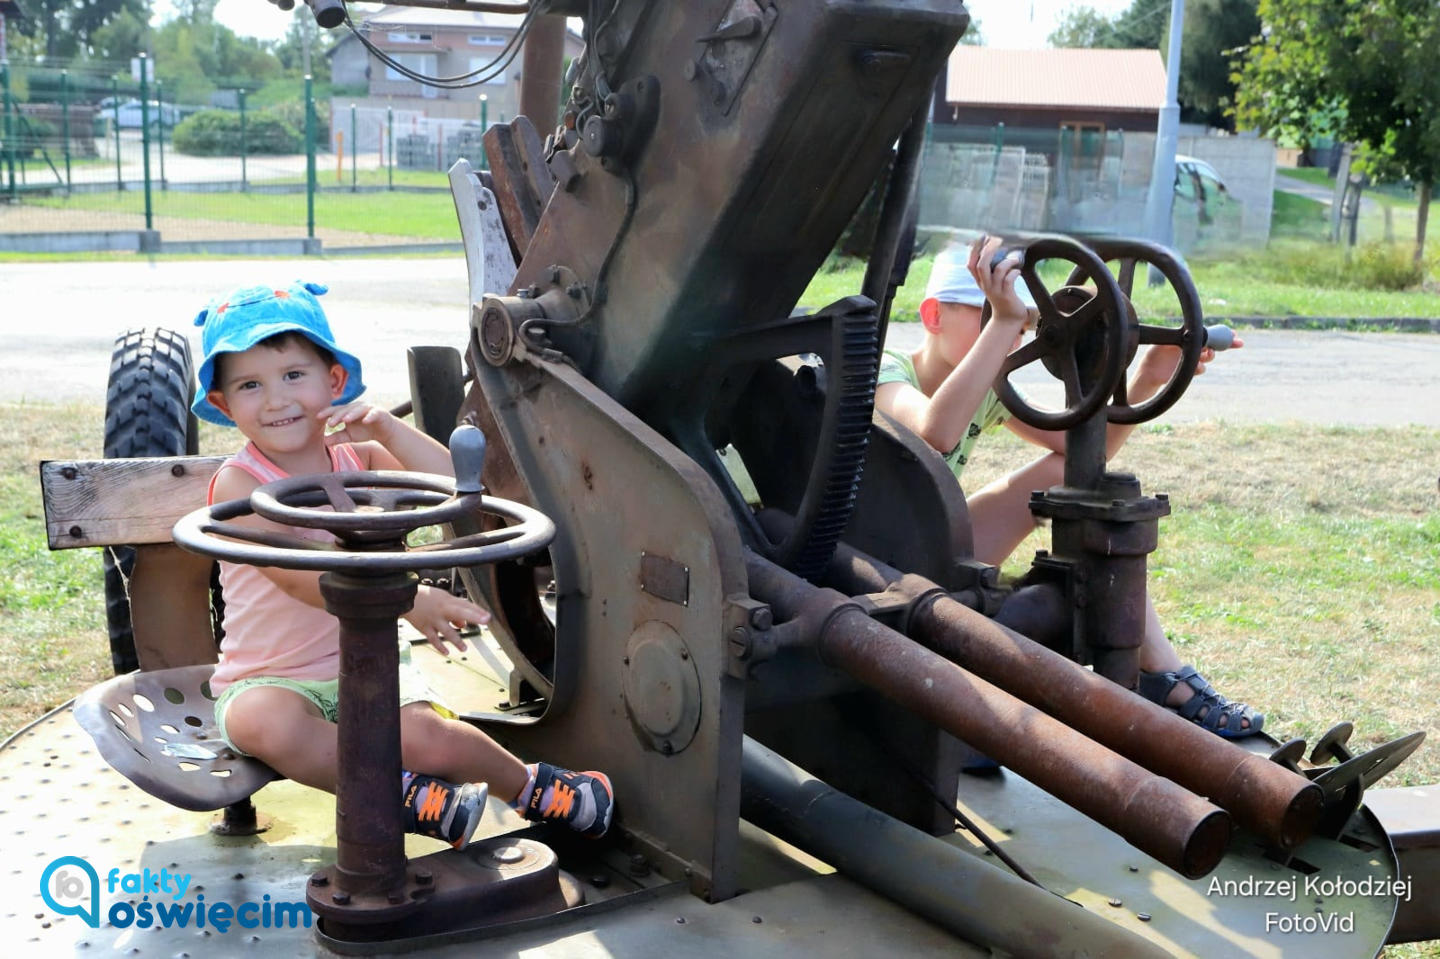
[41,456,226,549]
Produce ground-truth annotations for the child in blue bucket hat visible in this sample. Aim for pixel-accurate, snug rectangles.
[195,280,614,846]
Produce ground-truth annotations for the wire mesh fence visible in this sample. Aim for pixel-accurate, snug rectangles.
[0,60,492,252]
[917,122,1266,253]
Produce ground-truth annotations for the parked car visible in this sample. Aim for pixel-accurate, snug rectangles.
[1174,155,1232,225]
[112,99,181,129]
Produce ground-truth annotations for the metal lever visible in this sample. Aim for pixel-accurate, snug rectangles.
[450,424,487,494]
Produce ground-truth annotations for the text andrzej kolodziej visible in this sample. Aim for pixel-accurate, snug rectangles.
[1207,874,1410,935]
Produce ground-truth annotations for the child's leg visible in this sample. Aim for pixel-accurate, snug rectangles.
[399,703,529,804]
[966,451,1064,566]
[221,686,340,792]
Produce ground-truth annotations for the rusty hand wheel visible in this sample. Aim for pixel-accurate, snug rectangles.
[987,236,1129,431]
[1065,238,1206,426]
[173,425,555,572]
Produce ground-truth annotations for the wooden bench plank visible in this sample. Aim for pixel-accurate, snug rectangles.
[41,456,226,549]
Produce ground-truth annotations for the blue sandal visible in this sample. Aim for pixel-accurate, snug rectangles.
[1137,665,1264,739]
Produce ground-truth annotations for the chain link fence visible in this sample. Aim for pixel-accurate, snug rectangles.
[0,60,484,254]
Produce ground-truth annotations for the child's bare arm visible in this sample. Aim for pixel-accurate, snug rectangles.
[209,464,327,608]
[319,402,453,475]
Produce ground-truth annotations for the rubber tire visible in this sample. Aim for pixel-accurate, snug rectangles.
[102,328,203,675]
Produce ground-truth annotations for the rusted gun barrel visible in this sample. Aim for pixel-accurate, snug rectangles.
[809,532,1323,849]
[740,737,1173,959]
[745,553,1232,879]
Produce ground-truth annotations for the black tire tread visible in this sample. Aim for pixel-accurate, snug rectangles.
[102,328,202,675]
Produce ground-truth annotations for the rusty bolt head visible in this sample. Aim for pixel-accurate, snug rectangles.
[749,607,773,631]
[309,874,329,887]
[331,892,351,905]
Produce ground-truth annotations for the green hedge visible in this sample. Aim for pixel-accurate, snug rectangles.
[172,109,302,156]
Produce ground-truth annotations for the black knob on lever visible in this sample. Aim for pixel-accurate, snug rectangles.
[450,425,487,495]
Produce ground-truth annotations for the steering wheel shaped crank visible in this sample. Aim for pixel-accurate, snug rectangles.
[986,237,1129,431]
[1065,238,1207,425]
[173,425,555,573]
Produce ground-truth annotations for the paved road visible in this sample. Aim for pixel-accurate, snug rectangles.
[2,258,1437,426]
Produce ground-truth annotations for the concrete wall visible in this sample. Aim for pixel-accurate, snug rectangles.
[1177,133,1276,246]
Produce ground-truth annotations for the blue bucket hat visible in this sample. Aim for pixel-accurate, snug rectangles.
[191,280,366,427]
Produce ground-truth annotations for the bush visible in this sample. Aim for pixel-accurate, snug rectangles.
[172,108,303,156]
[1352,242,1423,291]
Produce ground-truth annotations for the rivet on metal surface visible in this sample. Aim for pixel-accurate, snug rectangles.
[1107,898,1123,907]
[492,844,525,864]
[309,874,328,886]
[331,892,351,905]
[675,917,686,924]
[752,916,763,924]
[629,853,651,878]
[233,872,244,880]
[415,870,432,885]
[1137,913,1152,922]
[1128,865,1138,872]
[590,874,610,888]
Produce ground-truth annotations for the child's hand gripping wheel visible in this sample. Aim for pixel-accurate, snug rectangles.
[984,236,1129,431]
[173,424,555,570]
[1063,238,1207,425]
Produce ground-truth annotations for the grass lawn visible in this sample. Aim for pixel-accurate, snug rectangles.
[29,184,462,239]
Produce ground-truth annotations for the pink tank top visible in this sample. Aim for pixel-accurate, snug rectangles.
[207,441,367,692]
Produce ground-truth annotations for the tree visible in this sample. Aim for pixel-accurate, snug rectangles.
[14,0,150,60]
[960,15,983,46]
[1234,0,1440,262]
[1050,0,1260,130]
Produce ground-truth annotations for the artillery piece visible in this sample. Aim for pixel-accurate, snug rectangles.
[17,0,1436,955]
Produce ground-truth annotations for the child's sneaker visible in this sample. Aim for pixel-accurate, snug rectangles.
[402,771,488,849]
[515,763,613,838]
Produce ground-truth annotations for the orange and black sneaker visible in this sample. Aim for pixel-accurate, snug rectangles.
[401,771,488,849]
[515,763,613,838]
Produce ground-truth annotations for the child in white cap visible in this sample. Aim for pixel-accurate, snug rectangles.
[195,280,614,845]
[875,237,1260,738]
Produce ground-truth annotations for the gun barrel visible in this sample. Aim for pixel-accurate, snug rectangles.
[745,554,1232,879]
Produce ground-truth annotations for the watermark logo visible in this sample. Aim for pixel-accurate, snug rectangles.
[40,856,101,928]
[39,856,312,932]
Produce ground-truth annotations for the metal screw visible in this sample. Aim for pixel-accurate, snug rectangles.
[61,467,78,480]
[629,853,651,877]
[69,525,83,538]
[590,874,610,889]
[415,870,433,885]
[171,464,185,477]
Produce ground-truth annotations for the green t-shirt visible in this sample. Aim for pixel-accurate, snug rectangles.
[877,348,1011,479]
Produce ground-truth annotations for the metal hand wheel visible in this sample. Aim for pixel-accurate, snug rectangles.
[173,425,555,571]
[1064,238,1206,425]
[986,236,1129,431]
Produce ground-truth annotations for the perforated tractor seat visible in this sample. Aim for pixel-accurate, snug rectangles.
[74,664,280,812]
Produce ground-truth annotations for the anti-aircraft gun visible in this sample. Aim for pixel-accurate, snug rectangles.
[25,0,1436,955]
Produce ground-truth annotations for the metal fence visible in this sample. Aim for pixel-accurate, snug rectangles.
[0,60,480,254]
[917,123,1257,252]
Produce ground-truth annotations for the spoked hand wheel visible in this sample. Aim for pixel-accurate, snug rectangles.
[172,425,555,572]
[987,236,1129,431]
[1064,238,1206,426]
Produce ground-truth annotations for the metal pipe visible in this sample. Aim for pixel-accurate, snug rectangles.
[740,737,1173,959]
[519,13,566,131]
[745,553,1232,879]
[813,536,1324,849]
